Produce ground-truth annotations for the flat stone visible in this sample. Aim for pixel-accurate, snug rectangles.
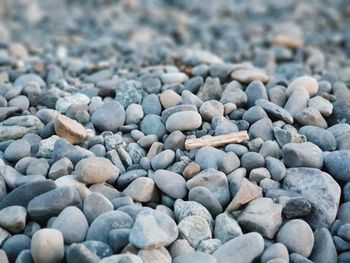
[276,219,314,258]
[153,169,187,199]
[75,157,117,184]
[166,111,202,132]
[129,208,178,249]
[231,69,269,83]
[308,96,333,117]
[31,229,64,263]
[54,114,86,144]
[255,99,293,124]
[283,168,341,229]
[237,197,282,239]
[213,232,264,263]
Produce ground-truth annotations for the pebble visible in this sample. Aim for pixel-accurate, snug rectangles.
[161,72,189,84]
[75,157,117,184]
[153,169,187,199]
[265,157,286,181]
[199,100,224,121]
[91,101,125,132]
[261,243,289,263]
[138,246,172,263]
[214,212,242,243]
[4,139,31,162]
[173,251,217,263]
[276,219,314,258]
[295,107,328,128]
[231,69,269,84]
[125,104,144,124]
[142,94,162,115]
[83,192,114,224]
[220,84,247,107]
[140,114,166,139]
[237,197,282,238]
[52,206,89,244]
[249,167,271,183]
[100,254,142,263]
[129,208,178,249]
[249,117,274,141]
[324,150,350,182]
[168,239,194,258]
[310,227,337,263]
[0,206,27,233]
[283,168,341,229]
[213,232,264,263]
[282,142,323,168]
[241,152,265,172]
[299,126,337,151]
[165,111,202,132]
[286,76,319,97]
[308,95,333,117]
[189,186,222,217]
[160,89,181,108]
[284,87,309,117]
[2,234,31,262]
[54,114,86,144]
[31,229,64,263]
[123,177,156,202]
[255,99,293,124]
[178,215,212,248]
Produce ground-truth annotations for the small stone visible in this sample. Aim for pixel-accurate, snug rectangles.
[213,232,264,263]
[265,157,286,181]
[2,234,30,262]
[197,238,222,254]
[249,117,274,141]
[255,99,293,124]
[161,72,189,84]
[160,89,181,109]
[75,157,117,184]
[241,152,265,172]
[151,149,175,170]
[115,80,142,108]
[173,251,217,263]
[91,101,125,132]
[83,192,113,224]
[189,186,223,217]
[324,150,350,182]
[56,93,90,113]
[129,208,178,249]
[299,126,337,151]
[308,96,333,117]
[125,104,144,124]
[237,197,282,238]
[249,168,271,183]
[261,243,289,263]
[310,227,337,263]
[142,94,162,116]
[153,169,187,199]
[283,168,341,229]
[214,212,242,243]
[197,77,222,101]
[220,84,247,107]
[183,162,201,179]
[166,111,202,132]
[138,246,172,263]
[217,152,240,174]
[31,229,64,263]
[282,142,323,168]
[48,157,73,180]
[276,219,314,258]
[168,239,194,258]
[273,127,306,147]
[4,139,31,162]
[231,69,269,84]
[54,114,86,144]
[199,100,224,122]
[123,177,156,202]
[164,130,186,151]
[295,107,328,128]
[286,76,319,97]
[52,206,88,244]
[140,114,166,139]
[178,215,212,248]
[280,196,312,219]
[0,206,26,233]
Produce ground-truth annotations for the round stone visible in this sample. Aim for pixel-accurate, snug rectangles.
[83,192,114,224]
[153,169,187,199]
[140,114,166,139]
[75,157,117,184]
[54,114,86,144]
[31,229,64,263]
[276,219,314,258]
[91,101,125,132]
[165,111,202,132]
[4,139,31,162]
[286,76,319,97]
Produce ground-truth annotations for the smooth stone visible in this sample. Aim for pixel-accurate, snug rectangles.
[75,157,117,184]
[195,146,225,170]
[214,212,242,243]
[161,72,189,84]
[181,90,203,109]
[161,105,197,123]
[15,249,33,263]
[338,224,350,242]
[295,107,328,128]
[28,186,81,222]
[142,94,162,116]
[55,94,90,113]
[265,157,286,181]
[281,196,312,219]
[26,159,49,177]
[249,167,271,183]
[54,114,86,144]
[166,111,202,132]
[256,99,293,124]
[173,251,217,263]
[14,74,45,88]
[213,232,264,263]
[220,83,247,107]
[197,77,222,101]
[242,106,268,124]
[324,150,350,182]
[0,180,56,209]
[125,104,144,124]
[86,211,133,243]
[31,229,64,263]
[299,126,337,151]
[261,243,289,263]
[282,142,323,168]
[249,117,274,141]
[160,89,181,109]
[197,238,222,254]
[4,139,31,162]
[286,76,319,97]
[52,206,88,244]
[182,162,201,180]
[151,149,175,170]
[289,253,313,263]
[2,234,31,262]
[53,139,92,165]
[0,206,26,233]
[333,82,350,124]
[123,177,156,202]
[199,100,224,122]
[310,227,337,263]
[164,131,186,151]
[225,144,248,157]
[48,157,73,180]
[284,87,309,117]
[117,169,148,187]
[140,114,166,139]
[153,169,187,199]
[238,197,282,238]
[231,69,269,84]
[241,152,265,172]
[276,219,314,258]
[283,168,341,229]
[108,228,130,253]
[217,152,240,174]
[186,168,230,206]
[129,208,178,249]
[0,227,10,247]
[91,101,125,132]
[308,96,333,117]
[337,202,350,224]
[268,86,287,107]
[168,239,194,258]
[178,215,212,248]
[83,192,113,224]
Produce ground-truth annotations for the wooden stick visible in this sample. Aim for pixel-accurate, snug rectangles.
[185,131,249,150]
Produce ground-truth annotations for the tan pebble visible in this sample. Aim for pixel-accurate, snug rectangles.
[160,89,182,109]
[183,162,201,180]
[147,142,164,159]
[286,76,319,97]
[54,114,87,144]
[231,69,269,84]
[224,103,237,115]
